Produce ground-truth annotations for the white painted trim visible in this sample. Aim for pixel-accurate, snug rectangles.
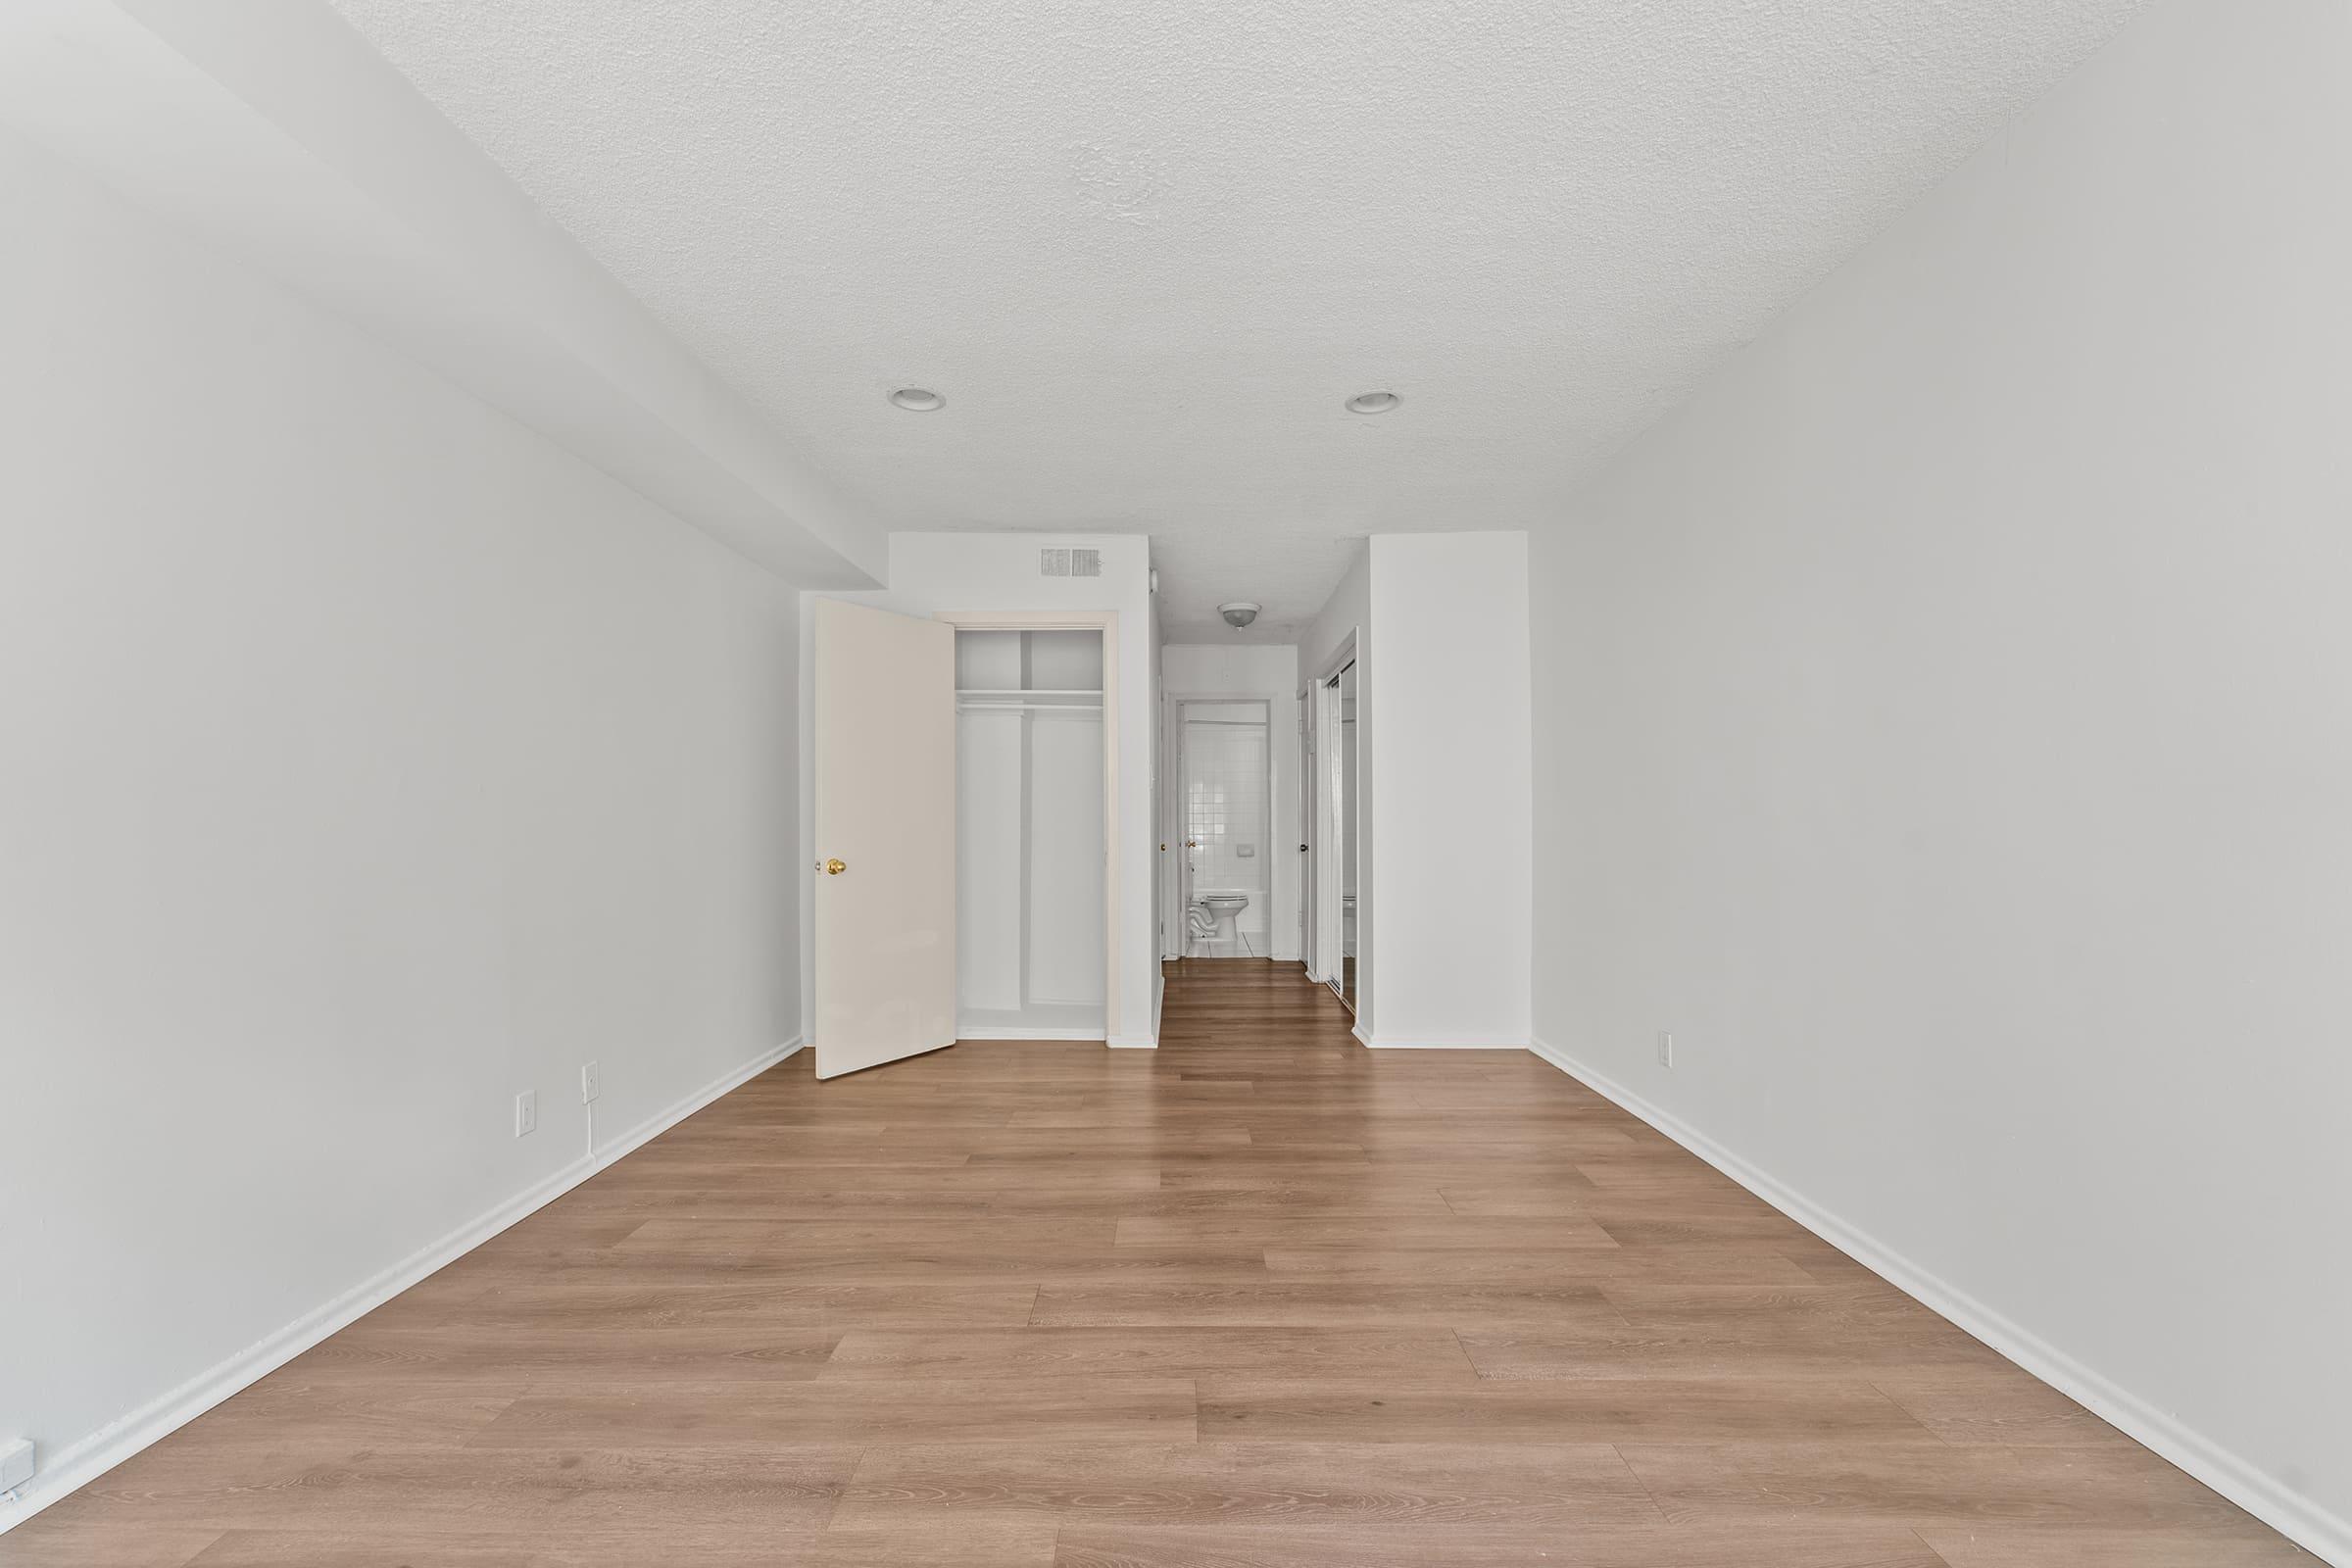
[0,1037,804,1536]
[1294,686,1311,977]
[956,1027,1106,1042]
[1349,1023,1372,1048]
[1363,1035,1530,1050]
[1308,640,1360,1020]
[1105,1034,1157,1050]
[1526,1036,2352,1568]
[1309,630,1360,688]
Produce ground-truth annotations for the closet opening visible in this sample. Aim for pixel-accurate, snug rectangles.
[952,622,1114,1040]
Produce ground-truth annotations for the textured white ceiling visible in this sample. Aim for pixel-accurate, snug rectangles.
[331,0,2144,642]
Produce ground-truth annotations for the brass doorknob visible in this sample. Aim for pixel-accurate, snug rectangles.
[824,858,848,876]
[1186,839,1199,848]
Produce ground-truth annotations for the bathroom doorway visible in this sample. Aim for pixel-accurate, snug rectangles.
[1176,699,1272,957]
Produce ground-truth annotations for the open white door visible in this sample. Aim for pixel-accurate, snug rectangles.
[814,598,956,1079]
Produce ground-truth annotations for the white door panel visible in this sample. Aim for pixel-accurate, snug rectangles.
[814,598,956,1079]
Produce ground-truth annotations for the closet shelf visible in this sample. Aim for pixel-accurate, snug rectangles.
[956,688,1103,709]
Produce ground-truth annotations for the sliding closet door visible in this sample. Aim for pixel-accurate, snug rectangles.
[813,598,956,1079]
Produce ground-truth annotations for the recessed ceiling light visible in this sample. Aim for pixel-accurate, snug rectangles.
[1346,391,1400,415]
[889,387,946,412]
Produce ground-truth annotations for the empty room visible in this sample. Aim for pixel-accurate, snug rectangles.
[2,2,2346,1565]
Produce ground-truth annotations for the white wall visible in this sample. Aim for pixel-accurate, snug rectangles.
[1530,3,2352,1558]
[1369,533,1533,1048]
[0,1,884,589]
[802,534,1158,1046]
[1161,644,1303,960]
[1298,536,1535,1046]
[0,132,803,1523]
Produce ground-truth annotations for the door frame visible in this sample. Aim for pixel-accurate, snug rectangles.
[1298,682,1315,976]
[1310,634,1359,1009]
[1166,696,1275,958]
[935,610,1121,1038]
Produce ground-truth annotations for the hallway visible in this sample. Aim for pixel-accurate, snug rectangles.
[6,963,2306,1566]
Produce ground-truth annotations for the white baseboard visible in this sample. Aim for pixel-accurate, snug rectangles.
[1526,1036,2350,1568]
[1349,1023,1371,1047]
[1363,1034,1531,1050]
[0,1037,804,1537]
[956,1027,1105,1041]
[1105,1034,1157,1049]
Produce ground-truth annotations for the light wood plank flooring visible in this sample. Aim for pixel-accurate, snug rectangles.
[1,961,2313,1566]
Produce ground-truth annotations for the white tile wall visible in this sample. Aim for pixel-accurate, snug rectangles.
[1184,717,1270,945]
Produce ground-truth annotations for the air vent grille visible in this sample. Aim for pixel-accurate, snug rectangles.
[1040,547,1102,578]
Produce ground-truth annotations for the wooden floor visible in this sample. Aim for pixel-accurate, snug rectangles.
[6,961,2311,1566]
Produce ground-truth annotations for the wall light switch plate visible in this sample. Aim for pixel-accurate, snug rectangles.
[1,1436,33,1492]
[1657,1031,1675,1068]
[580,1061,600,1104]
[514,1091,537,1137]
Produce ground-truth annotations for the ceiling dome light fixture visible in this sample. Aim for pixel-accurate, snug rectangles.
[888,387,946,412]
[1346,390,1400,415]
[1219,602,1261,629]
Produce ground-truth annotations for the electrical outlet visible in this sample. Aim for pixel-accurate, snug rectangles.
[1,1435,33,1492]
[580,1061,600,1104]
[1656,1031,1675,1068]
[514,1090,537,1137]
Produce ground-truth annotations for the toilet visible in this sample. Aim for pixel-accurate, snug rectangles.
[1191,892,1250,946]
